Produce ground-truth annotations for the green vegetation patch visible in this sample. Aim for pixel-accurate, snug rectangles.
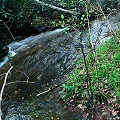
[60,36,120,105]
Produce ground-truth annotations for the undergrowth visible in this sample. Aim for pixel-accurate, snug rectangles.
[60,36,120,106]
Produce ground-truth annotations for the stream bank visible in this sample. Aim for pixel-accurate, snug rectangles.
[0,12,120,120]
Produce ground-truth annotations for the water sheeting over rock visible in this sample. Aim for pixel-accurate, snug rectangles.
[1,12,120,120]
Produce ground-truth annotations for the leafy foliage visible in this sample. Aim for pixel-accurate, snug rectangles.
[0,0,41,35]
[60,36,120,105]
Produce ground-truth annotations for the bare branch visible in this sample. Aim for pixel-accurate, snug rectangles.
[0,66,13,119]
[2,20,16,41]
[37,79,67,96]
[0,66,13,99]
[6,81,34,86]
[34,0,79,15]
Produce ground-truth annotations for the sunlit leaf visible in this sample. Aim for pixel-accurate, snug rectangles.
[61,14,64,19]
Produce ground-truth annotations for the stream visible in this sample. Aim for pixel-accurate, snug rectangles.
[0,12,120,120]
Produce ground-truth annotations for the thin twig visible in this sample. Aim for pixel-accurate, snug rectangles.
[0,66,13,119]
[0,66,13,99]
[34,0,79,15]
[37,79,67,96]
[2,20,15,41]
[96,0,119,40]
[5,81,34,86]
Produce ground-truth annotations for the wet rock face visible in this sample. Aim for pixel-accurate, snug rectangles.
[4,114,34,120]
[99,0,119,11]
[3,101,34,120]
[1,28,80,120]
[74,13,120,49]
[0,28,78,99]
[1,12,120,120]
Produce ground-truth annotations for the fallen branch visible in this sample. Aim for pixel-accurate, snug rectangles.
[37,79,67,96]
[0,66,13,120]
[1,20,16,41]
[34,0,79,15]
[5,81,34,86]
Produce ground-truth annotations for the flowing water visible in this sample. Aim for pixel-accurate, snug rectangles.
[0,28,84,120]
[0,13,120,120]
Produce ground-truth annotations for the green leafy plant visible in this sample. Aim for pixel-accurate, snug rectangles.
[0,0,41,35]
[60,35,120,106]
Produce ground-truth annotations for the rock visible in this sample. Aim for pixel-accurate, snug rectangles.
[99,0,119,11]
[4,114,34,120]
[1,12,120,120]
